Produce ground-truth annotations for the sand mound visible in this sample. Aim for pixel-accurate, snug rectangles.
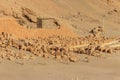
[0,17,78,39]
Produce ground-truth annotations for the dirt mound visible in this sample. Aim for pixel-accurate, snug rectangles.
[0,17,78,39]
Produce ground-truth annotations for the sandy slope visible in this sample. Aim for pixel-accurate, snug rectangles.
[0,0,120,36]
[0,17,78,38]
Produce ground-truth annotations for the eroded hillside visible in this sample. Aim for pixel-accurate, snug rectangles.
[0,0,120,36]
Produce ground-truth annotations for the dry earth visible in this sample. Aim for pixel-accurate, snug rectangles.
[0,53,120,80]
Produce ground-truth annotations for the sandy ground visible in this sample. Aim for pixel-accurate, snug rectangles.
[0,17,78,38]
[0,52,120,80]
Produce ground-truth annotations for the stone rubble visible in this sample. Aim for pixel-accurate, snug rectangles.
[0,27,119,62]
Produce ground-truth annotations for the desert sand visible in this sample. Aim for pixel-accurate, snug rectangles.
[0,53,120,80]
[0,0,120,80]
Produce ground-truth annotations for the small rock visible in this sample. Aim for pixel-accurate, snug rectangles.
[69,56,78,62]
[8,56,16,61]
[55,55,62,60]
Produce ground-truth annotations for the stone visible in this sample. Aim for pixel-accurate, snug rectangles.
[69,53,78,62]
[55,55,62,60]
[62,55,69,63]
[7,56,16,61]
[107,49,113,53]
[43,53,49,59]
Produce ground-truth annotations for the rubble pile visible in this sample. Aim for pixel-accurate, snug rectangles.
[0,27,119,62]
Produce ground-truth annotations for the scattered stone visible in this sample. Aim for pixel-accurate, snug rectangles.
[69,53,78,62]
[7,56,16,61]
[0,26,119,63]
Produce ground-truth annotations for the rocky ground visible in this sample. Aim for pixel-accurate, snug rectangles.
[0,27,119,63]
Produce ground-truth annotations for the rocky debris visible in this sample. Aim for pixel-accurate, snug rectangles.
[107,8,120,15]
[0,27,119,63]
[10,7,61,29]
[22,7,37,23]
[89,26,104,37]
[69,52,78,62]
[0,7,38,28]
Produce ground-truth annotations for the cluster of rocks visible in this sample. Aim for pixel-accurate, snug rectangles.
[0,27,119,62]
[0,32,79,62]
[16,7,39,28]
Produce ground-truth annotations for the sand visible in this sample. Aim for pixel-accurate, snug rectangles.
[0,17,78,39]
[0,53,120,80]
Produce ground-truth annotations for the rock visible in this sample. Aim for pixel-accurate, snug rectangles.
[18,53,27,59]
[55,55,62,60]
[1,53,7,58]
[100,46,104,51]
[114,47,120,50]
[103,48,109,53]
[7,56,16,61]
[22,7,37,23]
[69,57,77,62]
[43,53,49,59]
[62,55,69,63]
[69,53,78,62]
[22,7,36,16]
[28,15,37,23]
[107,49,113,53]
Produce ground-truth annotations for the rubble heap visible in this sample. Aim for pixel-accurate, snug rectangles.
[0,27,120,62]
